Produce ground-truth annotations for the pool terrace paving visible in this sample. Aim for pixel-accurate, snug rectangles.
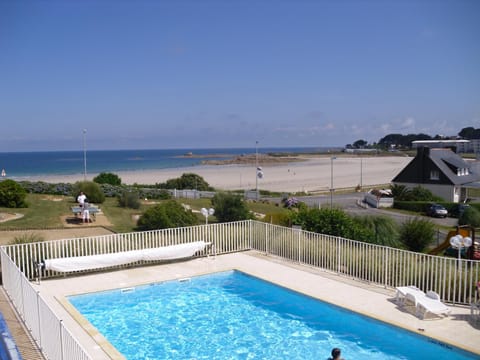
[33,251,480,359]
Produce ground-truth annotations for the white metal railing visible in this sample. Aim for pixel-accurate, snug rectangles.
[1,249,91,360]
[250,221,479,304]
[3,222,251,281]
[1,220,479,359]
[0,221,251,360]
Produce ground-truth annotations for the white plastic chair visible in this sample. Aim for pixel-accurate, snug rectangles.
[405,291,450,319]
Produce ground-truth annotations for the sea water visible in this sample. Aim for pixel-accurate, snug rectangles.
[0,147,336,178]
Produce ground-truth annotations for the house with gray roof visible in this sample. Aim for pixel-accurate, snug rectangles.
[392,147,480,202]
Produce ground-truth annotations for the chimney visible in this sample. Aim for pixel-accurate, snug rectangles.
[417,146,430,157]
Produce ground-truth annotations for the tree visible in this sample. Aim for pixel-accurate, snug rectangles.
[458,127,480,139]
[399,218,435,252]
[353,139,368,148]
[378,133,432,149]
[378,133,405,149]
[211,192,253,222]
[160,173,212,191]
[72,181,105,204]
[93,172,122,185]
[0,179,27,208]
[136,200,197,230]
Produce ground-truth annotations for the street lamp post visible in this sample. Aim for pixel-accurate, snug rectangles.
[449,235,472,278]
[201,208,215,225]
[83,129,87,181]
[330,156,336,208]
[255,141,259,200]
[360,156,363,190]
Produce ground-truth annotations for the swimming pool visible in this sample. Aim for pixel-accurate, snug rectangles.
[0,312,23,360]
[69,270,477,359]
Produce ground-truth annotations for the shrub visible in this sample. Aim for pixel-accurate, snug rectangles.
[394,200,444,213]
[72,181,105,204]
[399,218,435,252]
[12,233,44,244]
[410,186,443,202]
[211,192,253,222]
[159,173,212,191]
[458,206,480,227]
[390,184,409,199]
[145,189,171,200]
[0,179,27,208]
[283,197,300,209]
[263,212,292,226]
[118,191,141,209]
[93,172,122,185]
[292,207,371,241]
[392,185,443,202]
[136,200,198,230]
[353,215,402,247]
[19,181,73,195]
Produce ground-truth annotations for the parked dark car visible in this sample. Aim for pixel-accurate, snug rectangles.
[426,204,448,218]
[449,203,470,218]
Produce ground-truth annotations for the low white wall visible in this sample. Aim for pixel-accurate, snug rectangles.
[364,192,393,208]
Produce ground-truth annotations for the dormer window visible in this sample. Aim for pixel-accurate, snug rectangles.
[457,168,469,176]
[430,170,440,180]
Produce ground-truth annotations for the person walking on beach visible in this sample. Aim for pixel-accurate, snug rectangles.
[77,191,87,208]
[1,169,5,178]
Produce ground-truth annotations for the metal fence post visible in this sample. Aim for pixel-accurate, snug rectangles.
[265,223,269,255]
[60,320,64,360]
[384,248,389,289]
[37,291,42,352]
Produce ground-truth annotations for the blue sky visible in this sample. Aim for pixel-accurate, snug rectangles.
[1,0,479,152]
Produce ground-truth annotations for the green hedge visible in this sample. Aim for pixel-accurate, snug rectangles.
[393,201,434,213]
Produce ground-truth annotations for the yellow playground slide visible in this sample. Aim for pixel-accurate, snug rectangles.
[428,228,471,256]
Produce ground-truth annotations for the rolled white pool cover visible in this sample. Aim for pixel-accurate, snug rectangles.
[43,241,210,273]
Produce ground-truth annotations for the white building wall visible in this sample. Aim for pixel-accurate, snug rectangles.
[469,139,480,154]
[411,140,470,153]
[364,192,394,208]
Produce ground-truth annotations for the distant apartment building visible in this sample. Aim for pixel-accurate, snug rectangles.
[411,139,471,153]
[468,139,480,154]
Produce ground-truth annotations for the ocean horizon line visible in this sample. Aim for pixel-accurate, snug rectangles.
[0,146,344,179]
[0,145,343,155]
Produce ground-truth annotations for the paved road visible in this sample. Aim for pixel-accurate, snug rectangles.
[265,192,459,228]
[265,192,459,248]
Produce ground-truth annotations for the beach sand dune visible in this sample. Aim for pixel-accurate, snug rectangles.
[24,156,412,193]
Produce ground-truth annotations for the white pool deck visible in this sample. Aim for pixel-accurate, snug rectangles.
[33,251,480,359]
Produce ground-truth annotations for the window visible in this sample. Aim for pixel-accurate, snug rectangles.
[457,168,469,176]
[430,170,440,180]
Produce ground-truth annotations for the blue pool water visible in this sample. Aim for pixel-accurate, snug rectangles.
[0,312,23,360]
[69,271,477,360]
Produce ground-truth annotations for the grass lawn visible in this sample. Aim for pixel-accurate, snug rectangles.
[0,194,287,233]
[0,194,69,229]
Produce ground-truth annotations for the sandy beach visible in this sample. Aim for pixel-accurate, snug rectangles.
[21,155,412,193]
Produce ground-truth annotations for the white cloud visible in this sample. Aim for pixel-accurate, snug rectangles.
[400,117,415,130]
[380,123,391,133]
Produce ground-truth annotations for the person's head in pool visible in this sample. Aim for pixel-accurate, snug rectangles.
[330,347,343,360]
